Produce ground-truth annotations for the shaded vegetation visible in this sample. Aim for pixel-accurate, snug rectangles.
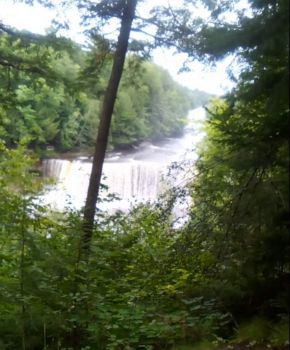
[0,0,289,349]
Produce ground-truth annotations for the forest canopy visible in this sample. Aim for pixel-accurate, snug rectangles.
[0,25,209,152]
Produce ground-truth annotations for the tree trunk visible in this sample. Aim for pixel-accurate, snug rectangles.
[81,0,138,254]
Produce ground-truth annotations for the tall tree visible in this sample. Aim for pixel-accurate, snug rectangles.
[81,0,138,253]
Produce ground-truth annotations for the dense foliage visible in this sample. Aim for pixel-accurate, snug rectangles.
[0,27,207,152]
[0,157,231,349]
[0,0,289,349]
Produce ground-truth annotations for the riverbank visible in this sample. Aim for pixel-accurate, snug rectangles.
[40,107,205,163]
[40,133,187,161]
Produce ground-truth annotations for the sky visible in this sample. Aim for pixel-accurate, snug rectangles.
[0,0,237,95]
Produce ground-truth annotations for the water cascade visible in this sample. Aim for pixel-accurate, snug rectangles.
[41,107,206,212]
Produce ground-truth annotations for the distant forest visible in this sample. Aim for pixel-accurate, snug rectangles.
[0,32,210,153]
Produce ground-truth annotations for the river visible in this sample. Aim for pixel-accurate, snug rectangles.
[41,107,206,214]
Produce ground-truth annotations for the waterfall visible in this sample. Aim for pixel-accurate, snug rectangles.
[41,107,206,212]
[41,159,165,211]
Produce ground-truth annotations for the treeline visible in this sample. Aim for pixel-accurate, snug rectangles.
[0,30,209,153]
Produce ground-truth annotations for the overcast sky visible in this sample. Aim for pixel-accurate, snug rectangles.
[0,0,236,95]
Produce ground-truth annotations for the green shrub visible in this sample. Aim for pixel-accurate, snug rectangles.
[235,317,271,342]
[271,316,289,346]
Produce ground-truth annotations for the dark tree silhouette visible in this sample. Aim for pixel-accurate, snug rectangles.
[81,0,138,254]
